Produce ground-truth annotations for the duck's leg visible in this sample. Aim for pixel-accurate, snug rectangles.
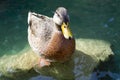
[38,57,51,68]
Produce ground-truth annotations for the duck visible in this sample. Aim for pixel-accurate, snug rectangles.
[28,7,75,68]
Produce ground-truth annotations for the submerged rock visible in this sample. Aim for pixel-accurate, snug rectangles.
[0,38,113,80]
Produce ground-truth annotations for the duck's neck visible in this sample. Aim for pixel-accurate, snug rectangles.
[55,23,62,31]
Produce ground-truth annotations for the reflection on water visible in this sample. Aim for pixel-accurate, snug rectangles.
[0,0,120,80]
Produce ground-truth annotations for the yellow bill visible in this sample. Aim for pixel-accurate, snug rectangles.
[61,22,73,39]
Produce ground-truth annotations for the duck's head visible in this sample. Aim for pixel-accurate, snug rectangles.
[53,7,73,39]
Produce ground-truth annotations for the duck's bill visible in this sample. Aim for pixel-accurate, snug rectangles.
[61,22,73,39]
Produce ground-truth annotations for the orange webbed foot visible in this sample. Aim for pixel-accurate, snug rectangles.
[38,58,51,68]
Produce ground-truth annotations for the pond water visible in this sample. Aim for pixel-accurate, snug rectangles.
[0,0,120,80]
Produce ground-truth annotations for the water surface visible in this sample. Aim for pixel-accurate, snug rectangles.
[0,0,120,80]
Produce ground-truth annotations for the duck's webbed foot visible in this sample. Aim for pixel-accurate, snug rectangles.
[38,57,51,68]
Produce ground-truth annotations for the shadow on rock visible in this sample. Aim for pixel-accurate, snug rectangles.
[30,49,97,80]
[0,49,103,80]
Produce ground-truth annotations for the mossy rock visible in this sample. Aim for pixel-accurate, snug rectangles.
[0,39,114,80]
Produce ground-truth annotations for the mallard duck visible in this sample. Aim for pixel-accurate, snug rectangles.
[28,7,75,67]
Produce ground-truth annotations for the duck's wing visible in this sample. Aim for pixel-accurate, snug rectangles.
[28,12,53,40]
[28,12,55,54]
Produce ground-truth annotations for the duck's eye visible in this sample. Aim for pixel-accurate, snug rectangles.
[55,11,60,17]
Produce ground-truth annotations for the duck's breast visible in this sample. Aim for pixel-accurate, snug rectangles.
[43,31,75,62]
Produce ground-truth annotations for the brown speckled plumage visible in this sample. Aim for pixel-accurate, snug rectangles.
[44,32,75,62]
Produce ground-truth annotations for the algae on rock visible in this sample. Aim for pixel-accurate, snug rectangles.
[0,38,113,80]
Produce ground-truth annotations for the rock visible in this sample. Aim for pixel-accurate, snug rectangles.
[0,38,113,80]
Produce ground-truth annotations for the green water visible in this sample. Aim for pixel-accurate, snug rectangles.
[0,0,120,80]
